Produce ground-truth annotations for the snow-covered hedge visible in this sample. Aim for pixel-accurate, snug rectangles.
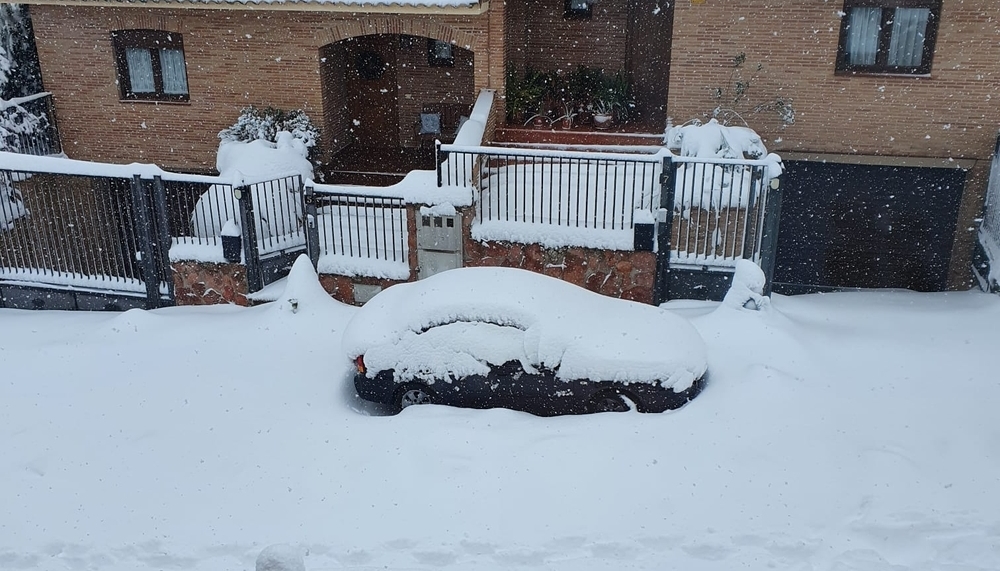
[218,106,319,150]
[0,99,47,154]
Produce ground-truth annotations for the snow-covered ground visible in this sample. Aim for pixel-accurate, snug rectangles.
[1,267,999,571]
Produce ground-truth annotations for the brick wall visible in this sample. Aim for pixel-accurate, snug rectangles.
[319,42,350,164]
[396,41,475,147]
[30,6,497,171]
[668,0,1000,161]
[459,207,657,303]
[521,0,630,74]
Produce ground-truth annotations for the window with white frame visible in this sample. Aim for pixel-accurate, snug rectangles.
[836,0,941,75]
[111,30,189,101]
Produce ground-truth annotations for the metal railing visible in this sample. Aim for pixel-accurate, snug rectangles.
[668,157,772,267]
[0,169,170,302]
[303,185,409,275]
[436,142,779,263]
[438,143,663,232]
[1,93,62,156]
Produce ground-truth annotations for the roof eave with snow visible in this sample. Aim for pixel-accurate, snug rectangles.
[11,0,488,15]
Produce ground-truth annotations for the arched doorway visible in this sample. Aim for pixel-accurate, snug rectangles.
[320,34,475,185]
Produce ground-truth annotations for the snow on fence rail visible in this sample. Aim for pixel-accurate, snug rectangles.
[436,142,778,261]
[304,185,410,280]
[0,167,169,298]
[1,93,62,157]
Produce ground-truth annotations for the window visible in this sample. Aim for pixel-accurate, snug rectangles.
[836,0,941,75]
[427,40,454,67]
[564,0,592,19]
[112,30,189,101]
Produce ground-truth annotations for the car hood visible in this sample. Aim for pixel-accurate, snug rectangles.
[342,267,708,389]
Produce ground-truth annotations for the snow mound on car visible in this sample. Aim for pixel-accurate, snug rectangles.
[343,267,708,389]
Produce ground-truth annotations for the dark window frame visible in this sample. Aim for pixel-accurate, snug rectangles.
[564,0,592,19]
[835,0,941,76]
[111,29,190,102]
[427,39,455,67]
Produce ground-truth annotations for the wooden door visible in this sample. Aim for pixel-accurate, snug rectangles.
[343,35,399,148]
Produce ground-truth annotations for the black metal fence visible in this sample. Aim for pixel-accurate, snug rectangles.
[656,156,783,301]
[0,169,173,309]
[668,157,773,266]
[437,142,663,232]
[303,185,409,276]
[2,93,62,157]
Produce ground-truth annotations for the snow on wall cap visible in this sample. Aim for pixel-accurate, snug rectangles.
[220,218,241,237]
[633,209,655,224]
[420,203,457,217]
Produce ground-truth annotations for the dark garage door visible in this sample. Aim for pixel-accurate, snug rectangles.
[774,161,966,294]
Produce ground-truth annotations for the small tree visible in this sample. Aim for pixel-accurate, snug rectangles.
[709,52,794,128]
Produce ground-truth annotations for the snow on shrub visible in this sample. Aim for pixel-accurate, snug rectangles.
[218,106,319,150]
[191,132,314,241]
[664,119,783,210]
[0,99,47,154]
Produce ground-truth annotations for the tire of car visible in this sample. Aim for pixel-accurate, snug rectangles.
[394,383,436,411]
[589,390,633,414]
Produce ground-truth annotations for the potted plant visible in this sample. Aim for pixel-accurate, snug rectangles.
[554,101,577,130]
[591,71,635,130]
[505,67,548,125]
[591,99,616,129]
[567,65,602,126]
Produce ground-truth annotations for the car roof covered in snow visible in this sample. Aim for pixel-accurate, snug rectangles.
[343,267,708,389]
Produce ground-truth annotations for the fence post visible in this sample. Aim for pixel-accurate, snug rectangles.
[44,94,62,155]
[130,175,162,309]
[436,140,443,187]
[652,156,676,304]
[236,184,263,293]
[151,176,175,305]
[758,176,783,297]
[303,184,320,269]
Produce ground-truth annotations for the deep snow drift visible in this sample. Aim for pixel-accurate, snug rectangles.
[1,275,999,571]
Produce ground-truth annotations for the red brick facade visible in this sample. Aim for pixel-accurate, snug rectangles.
[29,5,503,171]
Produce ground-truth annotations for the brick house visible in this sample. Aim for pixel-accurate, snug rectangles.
[11,0,1000,293]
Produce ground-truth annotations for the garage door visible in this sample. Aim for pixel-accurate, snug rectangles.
[774,161,966,293]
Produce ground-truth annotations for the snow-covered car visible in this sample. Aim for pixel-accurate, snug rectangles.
[343,267,708,415]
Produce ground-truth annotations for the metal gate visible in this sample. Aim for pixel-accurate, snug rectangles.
[0,169,174,310]
[653,156,783,303]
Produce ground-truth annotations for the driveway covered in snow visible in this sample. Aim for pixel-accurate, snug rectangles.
[1,269,999,571]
